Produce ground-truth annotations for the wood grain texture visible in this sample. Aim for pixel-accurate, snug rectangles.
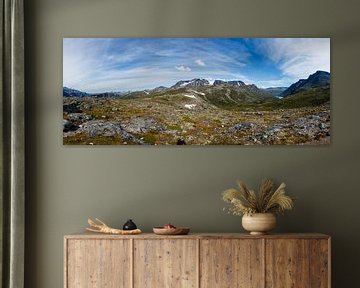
[200,239,264,288]
[66,239,131,288]
[310,239,330,288]
[265,239,310,288]
[133,239,197,288]
[64,234,331,288]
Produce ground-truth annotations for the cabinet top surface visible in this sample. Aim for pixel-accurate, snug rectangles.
[64,232,330,240]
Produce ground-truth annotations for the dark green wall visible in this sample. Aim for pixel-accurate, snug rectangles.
[25,0,360,287]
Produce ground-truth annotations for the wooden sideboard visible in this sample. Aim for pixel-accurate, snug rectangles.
[64,233,330,288]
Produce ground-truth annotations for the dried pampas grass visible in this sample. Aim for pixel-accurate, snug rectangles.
[222,179,294,216]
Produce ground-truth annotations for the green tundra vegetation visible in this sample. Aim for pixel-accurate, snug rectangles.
[63,71,331,145]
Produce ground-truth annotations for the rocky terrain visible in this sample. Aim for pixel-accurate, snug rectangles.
[63,71,331,145]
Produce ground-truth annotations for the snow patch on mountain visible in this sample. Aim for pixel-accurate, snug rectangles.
[184,104,197,109]
[189,90,205,96]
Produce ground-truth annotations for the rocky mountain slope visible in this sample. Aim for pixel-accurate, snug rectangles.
[213,80,245,87]
[116,78,275,109]
[171,78,210,88]
[281,71,330,97]
[63,87,89,97]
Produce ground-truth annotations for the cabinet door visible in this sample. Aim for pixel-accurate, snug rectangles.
[266,239,310,288]
[134,239,198,288]
[200,239,264,288]
[66,239,131,288]
[309,239,330,288]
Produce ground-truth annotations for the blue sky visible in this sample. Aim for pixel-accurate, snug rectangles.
[63,38,330,93]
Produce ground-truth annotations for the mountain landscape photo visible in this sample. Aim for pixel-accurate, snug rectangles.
[63,38,331,145]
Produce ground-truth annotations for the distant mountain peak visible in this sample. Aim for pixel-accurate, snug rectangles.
[63,87,89,97]
[171,78,250,89]
[281,71,330,97]
[314,70,330,75]
[152,86,168,92]
[213,80,245,87]
[171,78,210,88]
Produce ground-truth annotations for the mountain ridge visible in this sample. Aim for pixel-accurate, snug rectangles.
[63,71,331,104]
[171,78,210,88]
[63,87,89,97]
[281,70,330,97]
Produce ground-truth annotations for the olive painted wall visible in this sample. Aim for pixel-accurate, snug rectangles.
[25,0,360,287]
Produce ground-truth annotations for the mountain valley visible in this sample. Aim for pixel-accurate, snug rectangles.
[63,71,331,145]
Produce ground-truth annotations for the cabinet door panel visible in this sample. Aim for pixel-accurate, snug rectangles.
[200,239,264,288]
[310,239,329,288]
[265,239,310,288]
[66,239,131,288]
[134,239,198,288]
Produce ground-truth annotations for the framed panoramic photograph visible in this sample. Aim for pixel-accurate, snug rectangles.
[63,38,330,145]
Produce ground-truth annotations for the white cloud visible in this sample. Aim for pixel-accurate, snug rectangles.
[70,65,196,92]
[195,59,206,66]
[258,38,330,80]
[63,38,113,88]
[175,65,191,72]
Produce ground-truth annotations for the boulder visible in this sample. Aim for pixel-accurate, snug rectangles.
[63,119,78,132]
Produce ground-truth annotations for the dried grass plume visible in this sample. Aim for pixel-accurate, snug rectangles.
[222,179,294,216]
